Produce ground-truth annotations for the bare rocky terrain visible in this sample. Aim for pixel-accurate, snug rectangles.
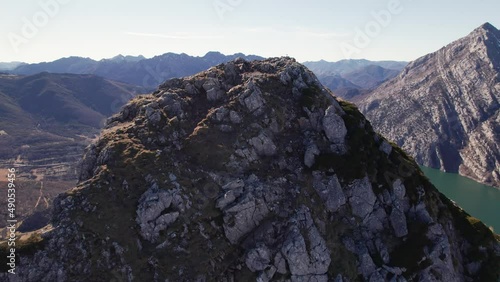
[1,57,497,281]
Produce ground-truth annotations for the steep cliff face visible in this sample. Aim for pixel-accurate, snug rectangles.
[1,58,498,281]
[359,23,500,187]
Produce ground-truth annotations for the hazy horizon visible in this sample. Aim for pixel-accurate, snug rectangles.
[1,0,499,64]
[0,50,414,65]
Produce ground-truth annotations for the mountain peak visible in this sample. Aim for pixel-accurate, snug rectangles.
[108,54,146,62]
[203,51,224,57]
[468,22,500,43]
[479,22,498,32]
[5,57,499,281]
[112,54,125,60]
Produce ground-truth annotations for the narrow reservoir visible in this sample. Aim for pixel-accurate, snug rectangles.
[420,166,500,233]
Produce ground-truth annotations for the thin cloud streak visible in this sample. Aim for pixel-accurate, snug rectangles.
[124,31,223,40]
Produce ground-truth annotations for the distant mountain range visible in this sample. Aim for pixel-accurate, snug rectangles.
[359,22,500,188]
[304,59,408,76]
[11,52,264,90]
[303,59,407,99]
[8,53,406,95]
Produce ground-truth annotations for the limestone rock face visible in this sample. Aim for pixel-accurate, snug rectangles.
[359,23,500,187]
[3,57,498,282]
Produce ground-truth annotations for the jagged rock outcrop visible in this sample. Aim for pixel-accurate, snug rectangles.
[359,22,500,188]
[1,57,498,281]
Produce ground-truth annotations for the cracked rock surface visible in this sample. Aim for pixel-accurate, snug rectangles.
[3,57,499,282]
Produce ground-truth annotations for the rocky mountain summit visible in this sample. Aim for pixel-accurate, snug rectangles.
[2,58,498,281]
[359,22,500,188]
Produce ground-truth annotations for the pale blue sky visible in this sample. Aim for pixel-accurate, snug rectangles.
[1,0,499,63]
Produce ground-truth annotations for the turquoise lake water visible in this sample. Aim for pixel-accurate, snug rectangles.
[420,166,500,233]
